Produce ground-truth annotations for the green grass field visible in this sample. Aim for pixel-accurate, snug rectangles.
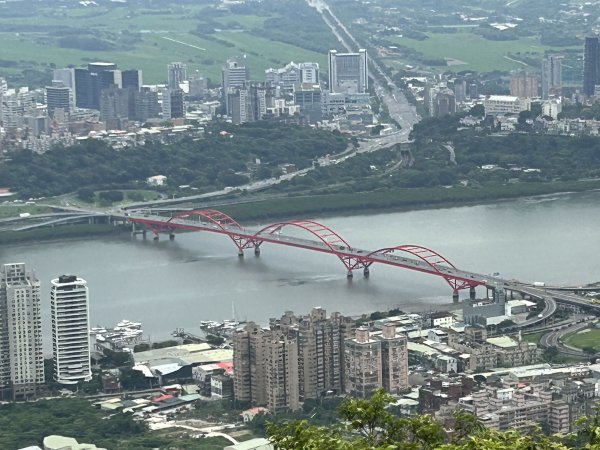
[523,331,545,345]
[0,4,326,84]
[0,204,53,219]
[389,31,576,73]
[564,328,600,352]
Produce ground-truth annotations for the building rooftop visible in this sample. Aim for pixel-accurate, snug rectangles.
[486,336,518,349]
[133,343,211,365]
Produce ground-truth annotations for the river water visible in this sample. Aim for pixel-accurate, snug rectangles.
[1,191,599,352]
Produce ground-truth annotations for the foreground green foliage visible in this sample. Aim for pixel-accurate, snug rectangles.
[0,397,229,449]
[268,389,600,450]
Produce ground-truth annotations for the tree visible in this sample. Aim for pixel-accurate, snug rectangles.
[77,188,95,203]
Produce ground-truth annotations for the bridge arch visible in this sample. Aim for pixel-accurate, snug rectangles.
[367,244,479,291]
[255,220,364,271]
[168,209,257,251]
[167,209,245,231]
[255,220,352,251]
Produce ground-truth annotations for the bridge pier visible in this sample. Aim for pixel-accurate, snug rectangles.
[254,247,261,257]
[469,286,476,300]
[169,234,175,240]
[363,267,370,278]
[453,290,459,303]
[347,270,353,279]
[153,235,159,241]
[238,250,244,258]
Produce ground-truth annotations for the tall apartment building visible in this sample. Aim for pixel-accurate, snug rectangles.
[233,322,271,406]
[344,327,382,398]
[0,263,44,399]
[541,55,563,99]
[328,49,368,94]
[271,308,353,400]
[222,56,250,114]
[509,73,539,98]
[167,63,187,90]
[344,325,408,398]
[50,275,92,384]
[265,334,299,413]
[584,37,600,97]
[233,308,353,411]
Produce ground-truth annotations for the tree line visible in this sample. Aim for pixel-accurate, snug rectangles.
[0,122,347,198]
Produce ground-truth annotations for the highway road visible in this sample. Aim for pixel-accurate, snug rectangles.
[307,0,420,132]
[540,318,597,357]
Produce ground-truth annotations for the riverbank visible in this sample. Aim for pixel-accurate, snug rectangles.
[2,180,600,245]
[218,180,600,223]
[0,224,129,246]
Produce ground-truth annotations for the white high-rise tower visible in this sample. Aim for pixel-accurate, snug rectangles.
[51,275,92,384]
[0,263,44,399]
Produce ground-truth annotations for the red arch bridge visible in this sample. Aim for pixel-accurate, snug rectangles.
[129,209,496,301]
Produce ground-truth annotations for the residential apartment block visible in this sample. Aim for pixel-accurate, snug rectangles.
[345,324,409,398]
[0,263,44,399]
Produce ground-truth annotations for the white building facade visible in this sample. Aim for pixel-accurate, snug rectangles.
[51,275,92,384]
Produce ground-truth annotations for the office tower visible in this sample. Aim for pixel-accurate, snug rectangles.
[167,62,187,90]
[452,78,467,102]
[169,89,185,119]
[222,56,250,114]
[583,37,600,97]
[121,69,142,92]
[74,62,120,110]
[299,62,319,84]
[100,86,130,127]
[510,73,539,98]
[46,82,71,116]
[294,83,322,123]
[344,325,408,398]
[53,68,75,90]
[133,88,159,122]
[50,275,92,385]
[53,68,75,106]
[188,73,208,99]
[0,263,44,399]
[542,55,563,99]
[328,49,368,94]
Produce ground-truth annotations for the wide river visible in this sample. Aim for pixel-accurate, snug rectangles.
[2,191,600,352]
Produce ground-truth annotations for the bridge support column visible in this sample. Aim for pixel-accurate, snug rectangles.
[131,222,136,236]
[453,290,459,303]
[169,234,175,240]
[363,267,370,278]
[469,286,476,300]
[347,270,353,279]
[142,230,147,239]
[254,247,261,257]
[153,235,159,241]
[238,250,244,258]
